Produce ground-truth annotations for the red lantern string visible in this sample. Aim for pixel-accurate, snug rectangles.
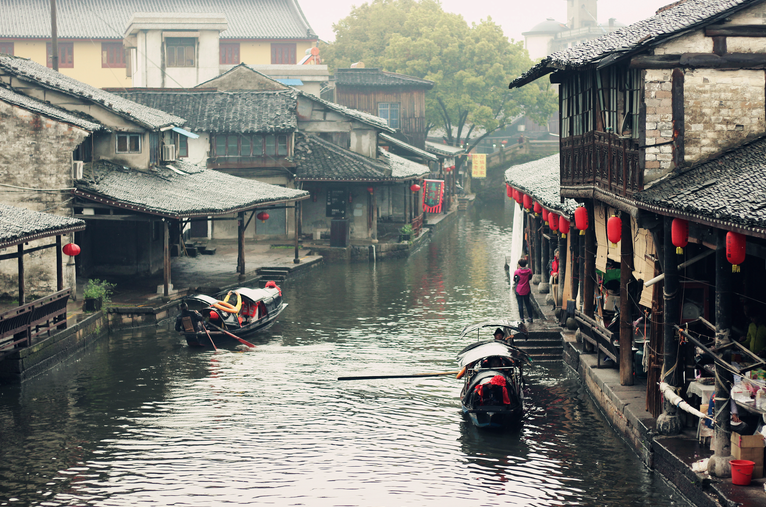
[726,231,746,272]
[522,194,533,210]
[542,208,549,224]
[256,212,270,222]
[62,243,81,256]
[549,213,559,232]
[607,215,622,246]
[506,184,512,198]
[671,219,688,254]
[574,206,589,235]
[410,183,421,193]
[559,218,570,238]
[534,202,542,215]
[514,189,522,205]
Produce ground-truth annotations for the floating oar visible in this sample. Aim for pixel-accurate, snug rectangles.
[207,322,256,349]
[203,327,218,351]
[338,371,460,381]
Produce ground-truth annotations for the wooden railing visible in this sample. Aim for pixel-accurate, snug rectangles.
[0,289,70,359]
[561,132,642,197]
[574,310,618,367]
[412,213,424,236]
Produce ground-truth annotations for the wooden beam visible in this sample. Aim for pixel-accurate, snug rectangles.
[294,201,301,264]
[163,220,170,297]
[619,215,634,385]
[18,244,24,305]
[0,242,57,261]
[705,24,766,37]
[237,211,245,275]
[56,235,63,291]
[630,52,766,69]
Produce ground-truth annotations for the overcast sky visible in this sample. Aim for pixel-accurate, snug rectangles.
[301,0,676,43]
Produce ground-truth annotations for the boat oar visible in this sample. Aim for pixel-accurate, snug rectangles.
[338,371,461,381]
[207,322,256,349]
[203,327,218,351]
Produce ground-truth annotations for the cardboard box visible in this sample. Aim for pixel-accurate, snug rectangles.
[731,431,764,476]
[754,465,764,479]
[732,432,764,448]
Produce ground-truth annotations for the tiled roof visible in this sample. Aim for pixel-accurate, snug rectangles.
[504,155,578,216]
[635,135,766,233]
[0,0,315,40]
[510,0,749,88]
[0,56,184,130]
[298,90,394,133]
[293,132,390,182]
[0,204,85,249]
[335,68,434,89]
[379,133,438,163]
[378,148,430,179]
[424,141,466,157]
[74,160,308,218]
[113,90,297,134]
[0,84,102,131]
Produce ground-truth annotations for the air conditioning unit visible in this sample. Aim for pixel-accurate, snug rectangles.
[162,144,176,162]
[72,160,84,179]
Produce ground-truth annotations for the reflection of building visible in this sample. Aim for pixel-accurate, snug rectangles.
[523,0,624,60]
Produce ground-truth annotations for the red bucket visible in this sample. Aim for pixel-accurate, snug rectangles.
[731,459,755,486]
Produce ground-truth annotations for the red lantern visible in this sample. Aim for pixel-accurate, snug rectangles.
[549,213,559,232]
[514,189,522,204]
[541,208,549,224]
[62,243,80,256]
[559,217,570,237]
[726,231,746,272]
[671,219,688,254]
[574,206,589,235]
[367,187,374,194]
[522,194,533,210]
[534,202,543,215]
[506,184,512,198]
[410,183,421,193]
[607,215,622,246]
[256,212,270,222]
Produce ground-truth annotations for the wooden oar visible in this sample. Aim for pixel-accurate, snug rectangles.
[203,327,218,351]
[207,322,256,349]
[338,371,460,381]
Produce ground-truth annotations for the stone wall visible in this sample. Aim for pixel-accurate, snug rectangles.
[0,100,89,298]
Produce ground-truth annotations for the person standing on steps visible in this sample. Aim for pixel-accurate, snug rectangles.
[513,258,534,324]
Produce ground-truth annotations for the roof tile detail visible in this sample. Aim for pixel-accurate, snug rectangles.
[0,203,85,249]
[336,68,434,89]
[0,84,102,131]
[504,155,578,216]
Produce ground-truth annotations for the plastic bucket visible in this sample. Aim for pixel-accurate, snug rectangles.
[731,459,755,486]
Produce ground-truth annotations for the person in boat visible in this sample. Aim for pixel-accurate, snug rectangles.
[493,328,505,341]
[175,302,204,333]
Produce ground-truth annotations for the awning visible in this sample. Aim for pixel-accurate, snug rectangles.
[276,79,303,86]
[172,126,199,139]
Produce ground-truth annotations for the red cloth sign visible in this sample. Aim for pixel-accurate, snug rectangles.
[422,179,444,213]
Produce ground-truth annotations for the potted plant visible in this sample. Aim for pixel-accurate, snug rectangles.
[399,223,414,242]
[83,279,115,312]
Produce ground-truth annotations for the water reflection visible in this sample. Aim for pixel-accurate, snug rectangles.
[0,202,687,506]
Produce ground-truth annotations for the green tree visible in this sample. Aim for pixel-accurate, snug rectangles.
[321,0,557,156]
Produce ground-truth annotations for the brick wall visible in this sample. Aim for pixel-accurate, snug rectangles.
[643,69,674,183]
[0,100,89,298]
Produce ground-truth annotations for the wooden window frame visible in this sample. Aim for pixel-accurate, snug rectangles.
[220,43,240,65]
[0,42,13,56]
[116,133,142,154]
[101,42,126,68]
[46,42,74,68]
[166,38,196,68]
[213,134,291,157]
[271,43,296,64]
[178,136,188,158]
[378,103,400,129]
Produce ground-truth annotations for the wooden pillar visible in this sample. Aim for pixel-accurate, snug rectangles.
[558,232,567,309]
[620,215,634,385]
[163,220,170,297]
[583,203,596,319]
[709,229,733,477]
[56,235,63,291]
[578,227,586,311]
[18,244,24,305]
[657,216,682,434]
[539,224,550,294]
[237,211,245,275]
[533,215,542,284]
[294,202,301,264]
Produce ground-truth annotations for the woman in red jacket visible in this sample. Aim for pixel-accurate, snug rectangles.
[513,258,534,324]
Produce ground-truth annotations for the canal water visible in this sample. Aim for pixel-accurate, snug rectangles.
[0,202,689,507]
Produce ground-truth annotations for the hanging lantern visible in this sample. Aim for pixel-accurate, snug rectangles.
[522,194,533,210]
[514,189,522,204]
[607,215,622,246]
[534,201,543,215]
[367,186,374,194]
[671,219,689,254]
[256,212,270,222]
[541,208,549,224]
[574,206,589,235]
[62,243,81,256]
[559,217,570,238]
[410,183,421,193]
[726,231,746,272]
[506,184,513,198]
[549,213,559,232]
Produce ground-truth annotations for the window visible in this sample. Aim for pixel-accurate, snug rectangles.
[116,133,141,153]
[213,134,290,157]
[0,42,13,56]
[252,135,263,156]
[271,43,296,64]
[179,136,188,158]
[101,42,125,68]
[561,72,594,137]
[220,43,240,65]
[277,135,288,156]
[265,135,276,156]
[46,42,73,68]
[166,38,195,67]
[378,103,400,129]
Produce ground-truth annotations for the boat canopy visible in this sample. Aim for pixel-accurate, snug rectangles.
[457,341,519,368]
[459,319,523,339]
[231,287,279,304]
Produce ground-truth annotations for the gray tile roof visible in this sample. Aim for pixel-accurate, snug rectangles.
[378,148,429,180]
[0,55,184,130]
[298,89,394,133]
[635,135,766,232]
[504,155,578,216]
[335,68,434,89]
[0,203,85,249]
[113,90,297,134]
[74,160,308,218]
[510,0,749,88]
[0,84,102,131]
[293,132,390,182]
[424,141,466,157]
[379,133,438,163]
[0,0,316,40]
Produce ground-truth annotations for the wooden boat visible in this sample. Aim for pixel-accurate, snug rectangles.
[457,320,531,429]
[176,286,287,347]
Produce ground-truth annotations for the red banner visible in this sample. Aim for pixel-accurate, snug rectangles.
[423,179,444,213]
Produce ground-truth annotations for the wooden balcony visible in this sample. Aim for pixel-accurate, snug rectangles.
[0,289,70,360]
[561,132,642,197]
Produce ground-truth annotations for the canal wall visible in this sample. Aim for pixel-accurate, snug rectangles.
[0,311,107,383]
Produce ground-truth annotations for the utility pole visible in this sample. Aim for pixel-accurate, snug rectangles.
[50,0,59,71]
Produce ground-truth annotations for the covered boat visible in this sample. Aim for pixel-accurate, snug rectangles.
[175,285,287,347]
[457,320,530,429]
